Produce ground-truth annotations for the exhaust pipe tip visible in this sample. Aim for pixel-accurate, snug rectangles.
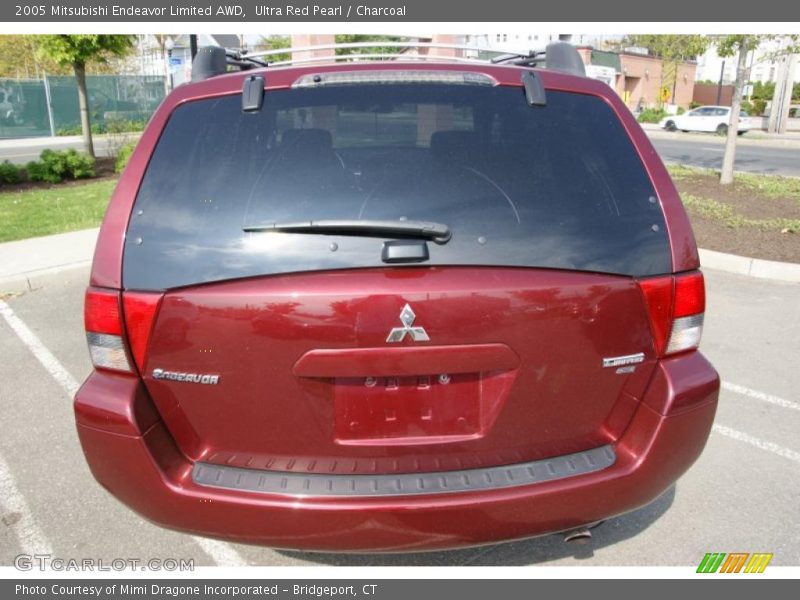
[563,527,593,545]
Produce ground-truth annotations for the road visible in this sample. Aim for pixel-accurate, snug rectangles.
[0,131,797,177]
[649,132,800,177]
[1,266,798,568]
[0,134,137,165]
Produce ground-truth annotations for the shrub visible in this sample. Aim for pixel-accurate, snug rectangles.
[25,160,51,182]
[56,123,105,136]
[637,108,668,123]
[106,118,147,134]
[26,149,96,183]
[27,150,67,183]
[56,118,147,137]
[0,160,21,184]
[689,101,702,109]
[64,149,96,179]
[677,107,686,115]
[115,141,136,173]
[105,118,144,161]
[748,99,766,116]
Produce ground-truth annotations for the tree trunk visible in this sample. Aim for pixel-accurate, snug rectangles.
[74,62,94,157]
[719,40,749,185]
[671,61,678,104]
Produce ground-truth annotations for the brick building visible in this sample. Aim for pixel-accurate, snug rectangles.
[576,47,697,110]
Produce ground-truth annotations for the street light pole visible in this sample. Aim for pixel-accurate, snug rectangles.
[165,37,175,93]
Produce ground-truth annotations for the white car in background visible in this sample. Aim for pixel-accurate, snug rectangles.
[660,105,752,136]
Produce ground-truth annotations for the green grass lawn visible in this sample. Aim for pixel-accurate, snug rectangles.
[0,179,116,243]
[680,193,800,232]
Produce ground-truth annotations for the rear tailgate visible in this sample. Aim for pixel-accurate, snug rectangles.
[142,267,656,474]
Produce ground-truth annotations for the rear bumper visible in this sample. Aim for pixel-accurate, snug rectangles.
[74,352,719,552]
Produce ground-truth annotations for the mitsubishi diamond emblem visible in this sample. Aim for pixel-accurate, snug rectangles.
[386,304,430,343]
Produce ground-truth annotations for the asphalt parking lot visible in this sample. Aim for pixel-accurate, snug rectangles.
[1,266,798,567]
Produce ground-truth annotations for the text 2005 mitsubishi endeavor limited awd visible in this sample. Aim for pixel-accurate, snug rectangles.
[74,43,719,552]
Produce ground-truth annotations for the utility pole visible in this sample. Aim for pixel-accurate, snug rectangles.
[769,51,797,134]
[716,60,725,105]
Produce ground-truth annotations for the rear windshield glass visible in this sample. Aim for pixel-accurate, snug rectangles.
[124,81,671,290]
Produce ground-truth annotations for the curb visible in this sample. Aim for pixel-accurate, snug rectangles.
[0,261,90,296]
[699,248,800,283]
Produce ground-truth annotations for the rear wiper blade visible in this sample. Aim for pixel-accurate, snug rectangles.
[243,219,452,244]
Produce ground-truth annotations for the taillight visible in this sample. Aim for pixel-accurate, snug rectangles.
[638,271,705,357]
[122,292,162,373]
[666,273,705,355]
[84,288,163,374]
[84,288,131,372]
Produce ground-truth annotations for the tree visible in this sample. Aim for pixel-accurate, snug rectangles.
[716,35,799,184]
[333,35,410,57]
[0,36,72,78]
[716,36,753,185]
[152,35,173,96]
[36,35,135,156]
[625,35,710,105]
[257,35,291,63]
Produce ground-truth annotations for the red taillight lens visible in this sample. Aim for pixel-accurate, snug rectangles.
[122,292,162,373]
[638,271,705,358]
[638,276,674,356]
[673,271,705,317]
[84,288,123,336]
[84,288,130,372]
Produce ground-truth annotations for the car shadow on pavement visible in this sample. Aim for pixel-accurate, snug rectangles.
[273,485,676,566]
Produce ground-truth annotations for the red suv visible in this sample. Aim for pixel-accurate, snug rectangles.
[75,43,719,552]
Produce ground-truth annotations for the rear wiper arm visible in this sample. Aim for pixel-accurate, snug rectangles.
[243,219,452,244]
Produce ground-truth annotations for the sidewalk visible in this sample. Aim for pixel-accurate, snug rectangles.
[639,122,800,148]
[0,228,98,293]
[1,226,799,294]
[0,132,142,165]
[0,133,142,150]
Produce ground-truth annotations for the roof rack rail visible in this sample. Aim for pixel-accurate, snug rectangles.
[267,53,489,68]
[242,41,521,60]
[191,41,586,82]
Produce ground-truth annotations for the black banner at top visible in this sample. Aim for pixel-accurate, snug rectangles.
[3,0,800,22]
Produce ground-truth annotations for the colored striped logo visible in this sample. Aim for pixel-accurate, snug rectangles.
[697,552,773,573]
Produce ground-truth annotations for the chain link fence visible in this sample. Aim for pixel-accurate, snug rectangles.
[0,74,166,139]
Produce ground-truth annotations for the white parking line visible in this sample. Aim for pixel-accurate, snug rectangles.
[0,453,54,557]
[191,537,248,567]
[722,381,800,412]
[0,300,80,397]
[0,299,247,567]
[713,424,800,464]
